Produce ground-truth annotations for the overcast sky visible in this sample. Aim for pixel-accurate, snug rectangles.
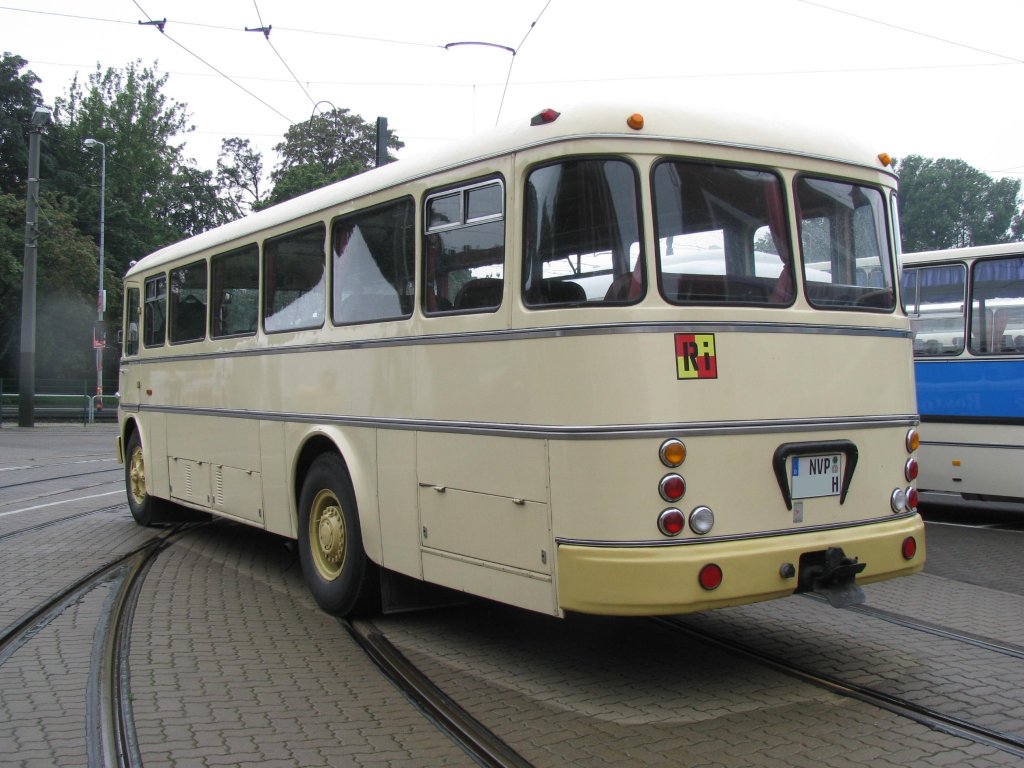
[5,0,1023,182]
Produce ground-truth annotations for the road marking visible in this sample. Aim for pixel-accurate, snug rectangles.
[0,490,125,518]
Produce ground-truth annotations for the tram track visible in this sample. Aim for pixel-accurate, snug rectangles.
[655,616,1024,760]
[0,466,122,491]
[344,618,535,768]
[804,593,1024,661]
[0,523,198,768]
[0,503,124,543]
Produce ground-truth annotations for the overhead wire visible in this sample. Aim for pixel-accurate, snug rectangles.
[247,0,316,108]
[131,0,294,124]
[494,0,551,125]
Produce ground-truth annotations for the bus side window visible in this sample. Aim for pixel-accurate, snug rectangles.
[423,180,505,314]
[523,158,643,307]
[332,198,415,325]
[264,224,327,333]
[169,259,208,343]
[124,287,140,356]
[143,274,167,348]
[211,244,259,338]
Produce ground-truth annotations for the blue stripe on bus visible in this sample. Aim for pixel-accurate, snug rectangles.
[915,359,1024,420]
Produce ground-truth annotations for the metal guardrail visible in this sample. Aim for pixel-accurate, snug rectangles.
[0,391,119,426]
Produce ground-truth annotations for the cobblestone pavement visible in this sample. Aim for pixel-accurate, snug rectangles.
[2,425,1023,767]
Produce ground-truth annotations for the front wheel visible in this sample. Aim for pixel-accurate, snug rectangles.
[124,431,157,526]
[297,454,379,616]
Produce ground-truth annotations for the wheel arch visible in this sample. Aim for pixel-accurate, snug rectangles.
[291,429,382,565]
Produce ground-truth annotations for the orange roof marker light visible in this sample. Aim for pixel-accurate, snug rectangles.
[530,108,561,126]
[626,112,645,130]
[878,152,893,167]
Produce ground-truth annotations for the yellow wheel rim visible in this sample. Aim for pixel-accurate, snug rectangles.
[128,446,147,506]
[309,488,346,581]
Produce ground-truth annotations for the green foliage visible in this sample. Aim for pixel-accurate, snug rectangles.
[0,191,98,368]
[896,155,1023,251]
[0,52,43,194]
[259,108,403,206]
[216,137,265,216]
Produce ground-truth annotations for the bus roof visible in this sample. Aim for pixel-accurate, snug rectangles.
[126,102,895,278]
[903,242,1024,266]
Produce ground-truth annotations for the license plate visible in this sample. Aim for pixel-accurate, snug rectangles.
[790,453,842,499]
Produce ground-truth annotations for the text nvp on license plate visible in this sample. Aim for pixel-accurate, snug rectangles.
[790,454,842,499]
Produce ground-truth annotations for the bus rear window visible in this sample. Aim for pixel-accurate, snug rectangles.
[653,161,792,306]
[796,177,895,311]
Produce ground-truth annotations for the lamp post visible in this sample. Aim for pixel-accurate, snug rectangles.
[18,105,52,427]
[83,138,105,416]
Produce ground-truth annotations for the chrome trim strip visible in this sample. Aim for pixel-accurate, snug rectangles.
[555,512,919,548]
[129,404,918,440]
[120,320,911,367]
[921,440,1024,451]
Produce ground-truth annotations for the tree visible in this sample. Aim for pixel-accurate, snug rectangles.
[216,137,266,217]
[261,108,403,207]
[896,155,1023,251]
[0,57,234,385]
[0,52,43,195]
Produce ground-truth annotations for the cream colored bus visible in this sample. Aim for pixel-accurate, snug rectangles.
[117,104,924,617]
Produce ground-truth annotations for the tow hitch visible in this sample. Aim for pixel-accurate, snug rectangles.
[798,546,866,608]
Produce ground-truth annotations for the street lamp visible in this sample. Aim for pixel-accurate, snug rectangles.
[18,105,52,427]
[83,138,106,415]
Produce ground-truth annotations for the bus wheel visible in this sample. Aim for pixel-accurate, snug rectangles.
[125,432,157,526]
[298,454,378,616]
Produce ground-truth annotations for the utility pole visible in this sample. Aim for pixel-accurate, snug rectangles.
[18,105,52,427]
[84,138,106,416]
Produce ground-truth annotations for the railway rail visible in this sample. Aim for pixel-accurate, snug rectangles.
[655,613,1024,760]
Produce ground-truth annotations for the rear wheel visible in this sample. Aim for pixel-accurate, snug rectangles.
[297,453,378,616]
[124,431,157,526]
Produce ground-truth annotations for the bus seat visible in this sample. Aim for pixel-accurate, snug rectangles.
[454,278,503,310]
[533,279,586,305]
[605,272,641,302]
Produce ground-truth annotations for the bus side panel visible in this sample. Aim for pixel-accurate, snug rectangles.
[376,429,422,578]
[918,421,1024,501]
[166,413,263,524]
[260,420,292,538]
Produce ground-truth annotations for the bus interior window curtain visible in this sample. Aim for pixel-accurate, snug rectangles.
[765,182,793,302]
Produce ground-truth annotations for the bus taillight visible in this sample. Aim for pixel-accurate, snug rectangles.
[698,564,723,590]
[906,486,919,512]
[905,457,919,482]
[659,474,686,503]
[658,508,685,536]
[906,428,920,453]
[659,439,686,467]
[689,505,715,535]
[901,536,918,560]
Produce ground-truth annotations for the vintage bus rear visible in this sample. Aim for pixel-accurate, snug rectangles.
[117,105,923,618]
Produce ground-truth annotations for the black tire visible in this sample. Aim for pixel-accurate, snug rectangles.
[297,453,379,616]
[124,431,158,526]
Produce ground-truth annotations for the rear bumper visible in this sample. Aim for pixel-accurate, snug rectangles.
[556,514,925,616]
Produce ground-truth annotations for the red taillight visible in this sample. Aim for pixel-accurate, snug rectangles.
[530,108,560,126]
[698,564,723,590]
[906,486,919,511]
[659,474,686,502]
[658,508,685,536]
[901,536,917,560]
[905,458,919,482]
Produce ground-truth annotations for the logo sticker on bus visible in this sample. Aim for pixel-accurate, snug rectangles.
[675,333,717,380]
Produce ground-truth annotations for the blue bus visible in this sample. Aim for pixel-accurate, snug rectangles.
[901,243,1024,511]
